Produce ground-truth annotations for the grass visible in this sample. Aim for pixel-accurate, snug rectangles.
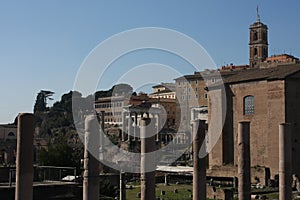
[126,183,284,200]
[126,183,193,200]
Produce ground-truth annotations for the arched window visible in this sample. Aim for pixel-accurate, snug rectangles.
[8,132,15,137]
[254,48,258,56]
[244,96,254,115]
[253,31,258,41]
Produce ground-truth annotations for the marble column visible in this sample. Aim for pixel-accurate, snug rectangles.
[83,115,100,200]
[15,113,34,200]
[119,171,126,200]
[279,123,292,200]
[238,121,251,200]
[133,112,138,141]
[156,114,160,142]
[127,113,132,142]
[121,111,126,141]
[192,120,206,200]
[140,118,156,200]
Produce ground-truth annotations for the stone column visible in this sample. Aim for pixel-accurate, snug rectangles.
[122,111,126,141]
[15,113,34,200]
[192,120,206,200]
[127,113,132,142]
[99,111,105,171]
[83,115,100,200]
[156,114,160,142]
[164,174,168,186]
[120,171,126,200]
[191,108,195,121]
[100,111,105,146]
[140,118,156,200]
[238,121,251,200]
[279,123,292,200]
[133,112,138,141]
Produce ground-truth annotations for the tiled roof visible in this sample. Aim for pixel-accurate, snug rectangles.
[150,89,174,95]
[174,70,237,80]
[224,64,300,84]
[0,124,17,128]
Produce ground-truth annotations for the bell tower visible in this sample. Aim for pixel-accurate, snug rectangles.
[249,7,268,68]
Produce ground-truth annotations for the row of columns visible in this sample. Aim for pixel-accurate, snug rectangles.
[237,122,292,200]
[190,120,293,200]
[13,113,293,200]
[121,111,160,142]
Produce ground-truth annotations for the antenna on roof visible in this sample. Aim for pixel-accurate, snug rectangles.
[256,5,261,22]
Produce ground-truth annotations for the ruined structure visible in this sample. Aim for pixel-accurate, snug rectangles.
[15,113,34,200]
[174,14,300,184]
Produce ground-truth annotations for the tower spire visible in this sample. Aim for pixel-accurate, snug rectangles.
[256,5,261,22]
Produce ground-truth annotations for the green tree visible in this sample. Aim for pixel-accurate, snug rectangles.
[38,133,83,171]
[34,90,54,113]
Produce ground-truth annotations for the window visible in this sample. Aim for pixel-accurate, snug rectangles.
[196,80,198,84]
[204,93,208,99]
[253,31,258,41]
[254,48,258,56]
[8,132,15,137]
[244,96,254,115]
[212,78,216,83]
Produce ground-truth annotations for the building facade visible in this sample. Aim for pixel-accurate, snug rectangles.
[0,124,17,165]
[173,15,300,182]
[94,93,149,125]
[208,64,300,178]
[207,16,300,180]
[174,70,236,132]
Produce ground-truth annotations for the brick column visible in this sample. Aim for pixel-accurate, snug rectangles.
[279,123,292,200]
[192,120,207,200]
[140,118,156,200]
[238,121,251,200]
[15,113,34,200]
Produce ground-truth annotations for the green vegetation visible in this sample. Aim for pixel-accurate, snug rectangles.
[34,90,54,113]
[126,184,193,200]
[33,84,132,173]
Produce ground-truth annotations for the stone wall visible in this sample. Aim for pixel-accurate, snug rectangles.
[207,79,288,179]
[220,80,285,178]
[207,185,234,200]
[286,74,300,176]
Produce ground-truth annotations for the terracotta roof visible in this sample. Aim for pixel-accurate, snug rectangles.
[150,89,174,95]
[152,83,175,89]
[174,70,237,80]
[224,64,300,84]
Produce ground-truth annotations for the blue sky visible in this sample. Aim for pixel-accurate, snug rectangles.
[0,0,300,123]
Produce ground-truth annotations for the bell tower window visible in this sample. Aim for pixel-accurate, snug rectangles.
[254,48,258,56]
[253,31,258,41]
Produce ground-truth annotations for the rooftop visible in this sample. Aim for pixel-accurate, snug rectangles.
[224,64,300,84]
